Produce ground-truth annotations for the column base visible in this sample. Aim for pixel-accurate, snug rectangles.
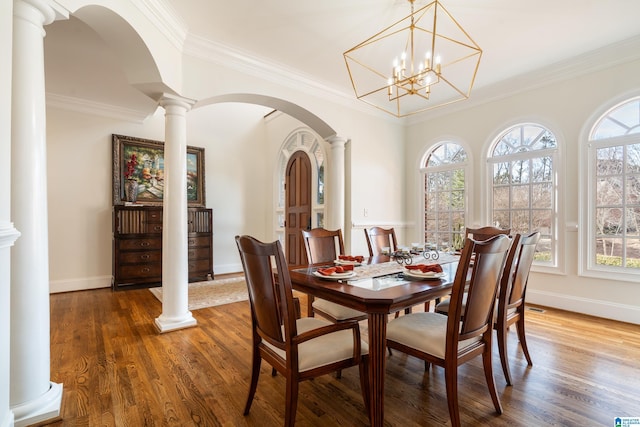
[154,312,197,333]
[12,381,63,427]
[0,411,14,427]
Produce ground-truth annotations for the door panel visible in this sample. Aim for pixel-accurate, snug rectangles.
[285,151,312,265]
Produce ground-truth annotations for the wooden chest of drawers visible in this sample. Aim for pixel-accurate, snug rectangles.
[112,206,213,290]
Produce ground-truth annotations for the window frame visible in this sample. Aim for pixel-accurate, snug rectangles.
[420,140,472,251]
[581,96,640,282]
[486,122,562,273]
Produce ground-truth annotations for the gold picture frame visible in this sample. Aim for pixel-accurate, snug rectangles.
[112,134,205,207]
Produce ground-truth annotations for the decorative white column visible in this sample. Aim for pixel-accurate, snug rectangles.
[326,135,347,232]
[0,222,20,427]
[10,1,66,425]
[155,94,197,333]
[1,1,16,426]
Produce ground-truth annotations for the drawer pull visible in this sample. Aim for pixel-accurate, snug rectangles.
[140,242,150,247]
[140,254,150,260]
[141,267,150,273]
[154,226,162,231]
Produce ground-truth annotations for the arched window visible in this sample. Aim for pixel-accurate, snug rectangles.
[585,97,640,279]
[275,129,326,243]
[488,123,558,266]
[422,142,468,250]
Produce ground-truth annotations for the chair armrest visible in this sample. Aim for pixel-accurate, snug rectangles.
[293,297,301,319]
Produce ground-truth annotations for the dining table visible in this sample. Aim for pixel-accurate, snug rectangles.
[288,252,459,427]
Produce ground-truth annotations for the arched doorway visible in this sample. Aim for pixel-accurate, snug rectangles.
[276,129,327,264]
[285,151,312,265]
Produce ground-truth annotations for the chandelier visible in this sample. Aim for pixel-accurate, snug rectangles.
[343,0,482,118]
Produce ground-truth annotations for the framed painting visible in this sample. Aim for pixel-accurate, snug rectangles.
[112,134,206,207]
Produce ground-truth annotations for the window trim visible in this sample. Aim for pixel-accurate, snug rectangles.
[418,139,473,248]
[484,121,564,274]
[581,130,640,283]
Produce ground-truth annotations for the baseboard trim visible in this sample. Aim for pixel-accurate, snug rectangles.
[528,289,640,325]
[49,276,111,294]
[214,263,243,276]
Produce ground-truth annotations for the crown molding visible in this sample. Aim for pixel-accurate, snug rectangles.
[182,33,395,122]
[183,31,640,127]
[136,0,188,51]
[46,93,153,122]
[406,35,640,125]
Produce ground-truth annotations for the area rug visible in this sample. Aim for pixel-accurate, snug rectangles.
[149,276,248,310]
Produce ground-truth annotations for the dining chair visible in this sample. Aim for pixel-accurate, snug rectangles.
[386,235,511,427]
[364,226,432,316]
[432,224,512,311]
[301,228,368,323]
[435,232,540,385]
[495,231,540,385]
[235,235,371,426]
[364,226,398,256]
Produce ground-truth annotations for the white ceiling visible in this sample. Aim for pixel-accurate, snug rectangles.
[165,0,640,113]
[44,0,640,120]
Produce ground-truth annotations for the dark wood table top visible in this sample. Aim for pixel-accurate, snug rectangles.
[288,257,458,314]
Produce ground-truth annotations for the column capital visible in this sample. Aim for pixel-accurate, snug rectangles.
[158,93,196,112]
[326,135,349,147]
[14,0,69,27]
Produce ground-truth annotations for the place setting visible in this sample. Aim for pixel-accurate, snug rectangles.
[333,254,365,266]
[402,263,446,280]
[313,265,357,280]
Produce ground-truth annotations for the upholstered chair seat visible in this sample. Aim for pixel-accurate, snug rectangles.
[312,299,368,322]
[387,313,480,359]
[265,317,369,372]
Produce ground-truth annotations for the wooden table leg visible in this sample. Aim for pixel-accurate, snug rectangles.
[368,312,387,427]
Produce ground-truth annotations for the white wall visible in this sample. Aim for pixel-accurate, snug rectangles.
[187,102,272,274]
[46,107,166,292]
[405,58,640,324]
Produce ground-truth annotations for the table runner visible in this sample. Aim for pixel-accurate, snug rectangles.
[344,251,459,280]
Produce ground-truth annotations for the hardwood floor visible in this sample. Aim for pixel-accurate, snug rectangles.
[47,285,640,426]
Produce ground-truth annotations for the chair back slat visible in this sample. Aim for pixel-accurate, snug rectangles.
[235,235,297,348]
[302,228,344,264]
[449,235,511,341]
[505,231,541,308]
[364,227,398,256]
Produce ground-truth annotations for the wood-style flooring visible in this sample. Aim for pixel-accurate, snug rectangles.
[46,283,640,426]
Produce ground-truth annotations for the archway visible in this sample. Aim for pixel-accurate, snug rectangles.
[194,94,337,140]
